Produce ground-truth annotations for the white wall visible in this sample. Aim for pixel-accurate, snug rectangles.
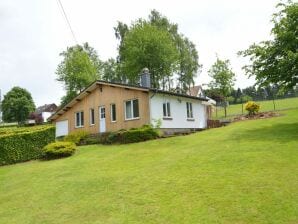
[42,112,52,123]
[150,93,207,129]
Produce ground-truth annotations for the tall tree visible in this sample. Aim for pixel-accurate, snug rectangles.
[208,57,235,117]
[239,1,298,89]
[115,10,200,90]
[56,42,102,105]
[121,22,179,88]
[2,87,35,124]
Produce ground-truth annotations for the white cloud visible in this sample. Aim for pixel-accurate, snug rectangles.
[0,0,279,106]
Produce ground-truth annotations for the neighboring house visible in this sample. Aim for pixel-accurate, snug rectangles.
[36,104,57,123]
[187,85,205,98]
[49,70,210,137]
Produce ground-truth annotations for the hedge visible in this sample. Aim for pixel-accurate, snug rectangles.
[0,126,55,165]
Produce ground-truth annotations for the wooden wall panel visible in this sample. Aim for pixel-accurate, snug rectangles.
[55,85,150,134]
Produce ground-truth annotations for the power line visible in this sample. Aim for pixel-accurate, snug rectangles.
[56,0,78,44]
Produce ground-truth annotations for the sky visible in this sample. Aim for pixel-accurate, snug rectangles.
[0,0,279,106]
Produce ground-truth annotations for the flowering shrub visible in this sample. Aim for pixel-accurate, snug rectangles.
[245,101,260,115]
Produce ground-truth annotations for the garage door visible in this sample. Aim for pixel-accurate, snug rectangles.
[56,120,69,137]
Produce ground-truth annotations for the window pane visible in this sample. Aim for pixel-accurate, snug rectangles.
[190,103,193,118]
[81,112,84,126]
[126,101,132,119]
[163,103,167,117]
[76,112,80,127]
[133,99,139,118]
[186,102,189,118]
[90,109,95,125]
[111,104,116,121]
[167,102,171,117]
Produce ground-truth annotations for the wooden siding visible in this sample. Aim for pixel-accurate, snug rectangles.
[55,85,150,134]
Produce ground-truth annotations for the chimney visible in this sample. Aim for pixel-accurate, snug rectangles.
[140,68,151,88]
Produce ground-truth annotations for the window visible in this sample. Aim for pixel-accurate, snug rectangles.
[163,102,171,117]
[90,108,95,125]
[186,102,193,119]
[75,111,84,127]
[125,99,139,120]
[111,104,116,122]
[100,107,105,119]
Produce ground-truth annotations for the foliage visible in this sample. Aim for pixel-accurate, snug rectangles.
[115,10,200,91]
[245,101,260,115]
[107,125,159,144]
[2,87,36,124]
[241,95,253,102]
[208,56,235,116]
[208,57,236,97]
[121,22,179,87]
[101,58,122,82]
[63,130,89,145]
[56,42,102,105]
[0,125,55,165]
[28,112,43,125]
[239,1,298,89]
[43,141,76,159]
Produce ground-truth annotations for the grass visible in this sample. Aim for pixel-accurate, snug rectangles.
[214,96,298,119]
[0,110,298,223]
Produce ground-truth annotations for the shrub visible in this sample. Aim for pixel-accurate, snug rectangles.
[106,125,159,144]
[245,101,260,115]
[63,130,89,145]
[43,141,76,159]
[0,125,55,165]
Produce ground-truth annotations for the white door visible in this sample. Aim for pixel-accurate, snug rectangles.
[56,120,69,137]
[99,106,106,133]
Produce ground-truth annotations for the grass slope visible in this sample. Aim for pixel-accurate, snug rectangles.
[0,110,298,224]
[215,97,298,118]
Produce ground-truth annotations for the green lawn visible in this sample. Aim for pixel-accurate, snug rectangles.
[214,97,298,118]
[0,110,298,224]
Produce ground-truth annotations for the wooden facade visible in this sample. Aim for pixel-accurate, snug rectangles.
[55,84,150,134]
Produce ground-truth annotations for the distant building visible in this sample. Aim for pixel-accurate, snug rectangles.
[36,104,57,123]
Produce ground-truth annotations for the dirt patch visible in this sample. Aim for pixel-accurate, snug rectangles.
[233,111,281,122]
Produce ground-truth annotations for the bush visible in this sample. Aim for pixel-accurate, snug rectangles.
[106,125,159,144]
[0,125,55,165]
[63,130,89,145]
[245,101,260,115]
[43,141,76,159]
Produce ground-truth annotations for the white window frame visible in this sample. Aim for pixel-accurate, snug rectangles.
[75,111,84,128]
[110,104,116,122]
[186,102,194,119]
[124,99,140,120]
[89,108,95,126]
[163,102,171,118]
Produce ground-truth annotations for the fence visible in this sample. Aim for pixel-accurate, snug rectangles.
[213,96,298,119]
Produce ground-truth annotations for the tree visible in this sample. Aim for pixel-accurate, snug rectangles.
[121,22,179,88]
[208,57,235,117]
[239,1,298,89]
[56,42,102,105]
[2,87,35,124]
[102,58,122,82]
[114,10,201,90]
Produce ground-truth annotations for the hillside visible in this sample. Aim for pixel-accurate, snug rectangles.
[0,109,297,223]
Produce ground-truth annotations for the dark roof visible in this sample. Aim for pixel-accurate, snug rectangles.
[97,80,208,101]
[36,104,57,113]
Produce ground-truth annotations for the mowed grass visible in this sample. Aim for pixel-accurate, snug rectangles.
[0,110,298,224]
[214,96,298,118]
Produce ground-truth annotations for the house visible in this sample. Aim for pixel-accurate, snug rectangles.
[187,85,205,98]
[49,69,211,137]
[36,104,57,123]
